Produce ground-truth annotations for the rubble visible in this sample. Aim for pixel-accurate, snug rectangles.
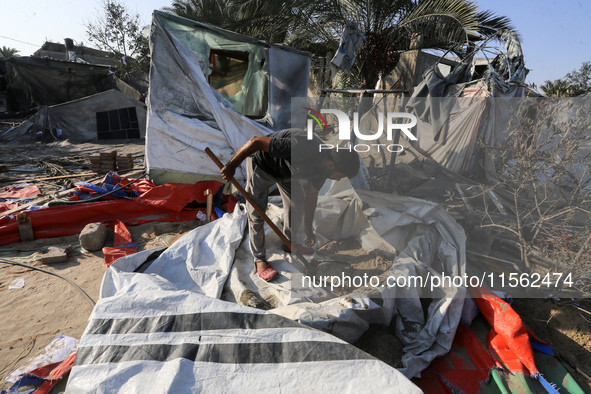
[38,245,73,264]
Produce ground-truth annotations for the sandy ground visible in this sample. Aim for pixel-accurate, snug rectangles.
[0,219,204,392]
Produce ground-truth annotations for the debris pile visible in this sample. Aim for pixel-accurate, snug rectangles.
[1,8,590,394]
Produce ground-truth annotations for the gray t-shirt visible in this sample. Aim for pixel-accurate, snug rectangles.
[251,128,328,190]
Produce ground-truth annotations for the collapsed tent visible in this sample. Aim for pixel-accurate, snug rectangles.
[145,11,311,185]
[224,181,467,378]
[404,29,528,180]
[0,89,146,142]
[66,179,466,391]
[5,57,113,112]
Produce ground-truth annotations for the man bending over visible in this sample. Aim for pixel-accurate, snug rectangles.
[221,128,360,281]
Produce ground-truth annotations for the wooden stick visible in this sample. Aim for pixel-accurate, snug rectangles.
[204,147,310,268]
[205,189,213,223]
[20,172,98,182]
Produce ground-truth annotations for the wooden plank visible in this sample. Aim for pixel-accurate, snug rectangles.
[20,172,97,182]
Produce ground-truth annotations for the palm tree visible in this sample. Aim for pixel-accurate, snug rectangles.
[0,46,19,59]
[162,0,239,30]
[162,0,515,88]
[540,79,579,98]
[232,0,515,88]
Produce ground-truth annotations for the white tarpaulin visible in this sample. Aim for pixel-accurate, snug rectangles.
[224,181,466,378]
[66,204,421,393]
[67,181,466,392]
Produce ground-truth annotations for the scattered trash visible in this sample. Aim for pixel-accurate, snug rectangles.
[8,278,24,289]
[5,334,78,383]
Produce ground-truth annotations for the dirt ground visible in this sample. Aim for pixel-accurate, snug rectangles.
[310,238,396,297]
[310,238,407,367]
[0,219,204,392]
[512,298,591,392]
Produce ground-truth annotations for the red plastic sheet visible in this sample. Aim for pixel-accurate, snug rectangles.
[469,284,539,376]
[136,182,219,212]
[0,185,41,199]
[0,181,233,246]
[103,220,137,268]
[26,352,76,394]
[424,325,496,393]
[487,330,530,374]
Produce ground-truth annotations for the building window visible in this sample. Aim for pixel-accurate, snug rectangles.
[96,107,140,139]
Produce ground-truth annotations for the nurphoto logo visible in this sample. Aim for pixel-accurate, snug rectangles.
[305,107,418,153]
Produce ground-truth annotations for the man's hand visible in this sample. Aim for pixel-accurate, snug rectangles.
[219,136,271,182]
[221,164,236,181]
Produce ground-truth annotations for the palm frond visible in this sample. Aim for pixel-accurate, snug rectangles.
[476,10,517,38]
[397,0,482,48]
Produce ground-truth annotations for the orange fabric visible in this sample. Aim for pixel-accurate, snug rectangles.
[469,283,538,376]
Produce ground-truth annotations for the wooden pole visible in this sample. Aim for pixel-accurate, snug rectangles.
[204,147,311,268]
[20,172,98,182]
[205,189,213,223]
